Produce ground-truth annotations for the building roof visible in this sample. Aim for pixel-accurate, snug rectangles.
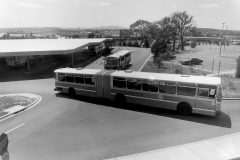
[0,38,111,57]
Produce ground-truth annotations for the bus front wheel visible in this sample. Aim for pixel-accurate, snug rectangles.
[177,103,192,115]
[69,88,76,97]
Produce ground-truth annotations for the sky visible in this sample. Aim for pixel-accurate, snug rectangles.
[0,0,240,30]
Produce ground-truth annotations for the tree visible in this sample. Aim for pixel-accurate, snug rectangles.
[120,29,132,46]
[130,19,151,47]
[154,16,178,51]
[88,32,95,38]
[171,11,195,50]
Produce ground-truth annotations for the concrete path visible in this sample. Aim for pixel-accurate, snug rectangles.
[107,131,240,160]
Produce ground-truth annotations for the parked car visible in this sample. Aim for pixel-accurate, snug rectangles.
[180,58,203,66]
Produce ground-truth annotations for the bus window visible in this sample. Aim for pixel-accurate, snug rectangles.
[149,84,158,92]
[142,83,150,91]
[178,82,196,87]
[58,73,66,82]
[120,56,124,61]
[177,86,196,96]
[127,79,141,90]
[113,77,126,88]
[159,81,176,94]
[75,75,84,84]
[198,84,217,89]
[209,89,216,98]
[85,75,95,85]
[198,88,209,97]
[149,80,158,92]
[159,85,176,94]
[66,74,75,83]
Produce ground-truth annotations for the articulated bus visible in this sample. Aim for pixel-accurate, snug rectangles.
[54,68,222,116]
[104,50,131,70]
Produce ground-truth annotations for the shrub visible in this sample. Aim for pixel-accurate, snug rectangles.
[190,41,197,48]
[175,68,183,74]
[155,56,163,68]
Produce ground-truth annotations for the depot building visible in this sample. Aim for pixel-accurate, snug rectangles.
[0,38,112,73]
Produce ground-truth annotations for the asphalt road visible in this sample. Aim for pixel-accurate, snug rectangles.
[1,48,240,160]
[85,47,151,71]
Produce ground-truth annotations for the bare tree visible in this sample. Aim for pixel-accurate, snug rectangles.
[130,19,151,47]
[171,11,195,50]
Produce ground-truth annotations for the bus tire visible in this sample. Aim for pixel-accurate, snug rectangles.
[177,102,192,115]
[115,94,126,106]
[69,87,76,97]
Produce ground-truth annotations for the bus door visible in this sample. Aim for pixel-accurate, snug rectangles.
[95,71,104,98]
[102,72,111,99]
[196,85,217,111]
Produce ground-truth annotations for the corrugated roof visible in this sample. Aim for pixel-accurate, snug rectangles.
[0,38,110,57]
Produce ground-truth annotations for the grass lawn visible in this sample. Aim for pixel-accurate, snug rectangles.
[220,74,240,98]
[175,44,239,73]
[141,57,210,75]
[0,95,36,111]
[0,111,8,117]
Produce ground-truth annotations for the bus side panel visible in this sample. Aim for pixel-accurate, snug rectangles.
[125,95,177,110]
[56,81,96,97]
[110,88,177,110]
[164,95,196,109]
[75,88,96,97]
[55,81,69,94]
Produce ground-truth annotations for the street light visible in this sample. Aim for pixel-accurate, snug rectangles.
[218,22,225,75]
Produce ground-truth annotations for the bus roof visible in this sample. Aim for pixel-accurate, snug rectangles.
[111,70,221,85]
[54,68,101,75]
[107,50,130,58]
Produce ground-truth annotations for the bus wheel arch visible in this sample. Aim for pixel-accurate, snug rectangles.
[68,87,76,96]
[115,93,126,106]
[177,102,192,115]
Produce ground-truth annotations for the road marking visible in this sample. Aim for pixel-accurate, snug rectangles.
[138,53,152,72]
[5,123,24,134]
[0,115,15,123]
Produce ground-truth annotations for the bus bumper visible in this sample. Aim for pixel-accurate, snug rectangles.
[54,87,63,91]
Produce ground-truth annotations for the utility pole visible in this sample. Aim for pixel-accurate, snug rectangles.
[224,25,228,50]
[218,22,225,75]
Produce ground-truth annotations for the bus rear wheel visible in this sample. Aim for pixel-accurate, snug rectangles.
[69,88,76,97]
[177,103,192,115]
[115,94,126,107]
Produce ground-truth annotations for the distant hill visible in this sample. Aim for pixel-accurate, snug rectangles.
[89,26,127,30]
[197,28,240,36]
[0,27,62,34]
[0,26,126,34]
